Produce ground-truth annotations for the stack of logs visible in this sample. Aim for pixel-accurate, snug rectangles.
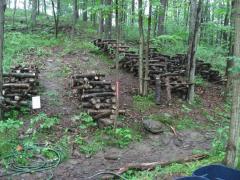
[93,39,191,102]
[71,72,124,127]
[93,39,223,84]
[2,65,40,109]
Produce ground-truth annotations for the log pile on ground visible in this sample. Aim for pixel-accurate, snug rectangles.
[2,65,40,109]
[93,39,224,84]
[71,72,124,127]
[93,39,225,103]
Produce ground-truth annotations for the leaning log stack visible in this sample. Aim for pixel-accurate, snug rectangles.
[93,38,225,103]
[71,72,123,127]
[2,65,40,109]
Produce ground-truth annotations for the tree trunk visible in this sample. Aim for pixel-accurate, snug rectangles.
[72,0,78,35]
[223,0,230,46]
[43,0,47,15]
[12,0,17,26]
[51,0,59,38]
[131,0,135,25]
[73,0,79,21]
[138,0,144,95]
[105,0,112,39]
[153,6,159,37]
[83,0,88,21]
[13,0,17,26]
[157,0,167,35]
[187,0,202,103]
[24,0,28,27]
[225,0,236,97]
[31,0,37,28]
[0,0,6,120]
[99,0,104,38]
[37,0,40,15]
[225,0,240,168]
[143,2,152,95]
[13,0,17,24]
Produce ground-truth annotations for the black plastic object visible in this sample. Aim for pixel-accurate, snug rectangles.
[193,164,240,180]
[175,176,209,180]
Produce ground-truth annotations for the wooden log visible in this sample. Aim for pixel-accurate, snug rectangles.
[88,81,112,86]
[165,77,172,102]
[93,112,112,120]
[113,154,208,176]
[155,75,161,105]
[72,73,105,79]
[3,83,30,89]
[81,92,115,99]
[3,73,37,78]
[88,109,125,115]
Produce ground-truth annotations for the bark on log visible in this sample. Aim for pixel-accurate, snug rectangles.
[3,73,37,78]
[113,154,208,175]
[81,92,115,99]
[3,83,30,89]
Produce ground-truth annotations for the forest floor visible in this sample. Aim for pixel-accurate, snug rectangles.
[0,12,229,178]
[6,41,226,180]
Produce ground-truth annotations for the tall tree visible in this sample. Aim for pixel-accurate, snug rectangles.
[43,0,47,15]
[131,0,135,25]
[99,0,104,37]
[37,0,40,15]
[31,0,38,28]
[72,0,79,34]
[187,0,202,103]
[225,0,240,168]
[24,0,28,27]
[83,0,88,21]
[105,0,112,39]
[12,0,17,26]
[51,0,60,38]
[0,0,6,120]
[138,0,144,95]
[73,0,79,23]
[143,0,152,95]
[157,0,167,35]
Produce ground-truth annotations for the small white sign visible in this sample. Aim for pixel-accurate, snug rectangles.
[32,96,41,109]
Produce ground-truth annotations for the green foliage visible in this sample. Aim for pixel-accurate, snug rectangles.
[105,128,135,148]
[133,93,155,112]
[72,112,97,129]
[196,45,227,73]
[4,32,62,71]
[61,39,99,56]
[149,113,199,131]
[149,113,174,126]
[74,135,104,155]
[0,119,23,133]
[211,126,229,156]
[195,76,207,86]
[152,35,186,55]
[30,112,59,130]
[176,116,199,131]
[0,119,23,158]
[74,127,140,156]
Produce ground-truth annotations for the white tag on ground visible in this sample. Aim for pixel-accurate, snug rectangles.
[32,96,41,109]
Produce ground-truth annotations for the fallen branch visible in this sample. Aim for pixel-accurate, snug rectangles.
[115,154,208,175]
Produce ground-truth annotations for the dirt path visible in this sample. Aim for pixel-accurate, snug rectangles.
[38,50,213,179]
[11,47,220,180]
[53,130,213,179]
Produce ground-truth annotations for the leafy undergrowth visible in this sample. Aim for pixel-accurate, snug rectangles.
[133,93,156,113]
[73,113,141,156]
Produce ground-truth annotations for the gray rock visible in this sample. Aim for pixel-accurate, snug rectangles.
[143,119,165,134]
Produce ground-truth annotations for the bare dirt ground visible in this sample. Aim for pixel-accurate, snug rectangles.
[11,46,224,180]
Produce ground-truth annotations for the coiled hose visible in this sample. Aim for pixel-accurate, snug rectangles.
[0,143,64,180]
